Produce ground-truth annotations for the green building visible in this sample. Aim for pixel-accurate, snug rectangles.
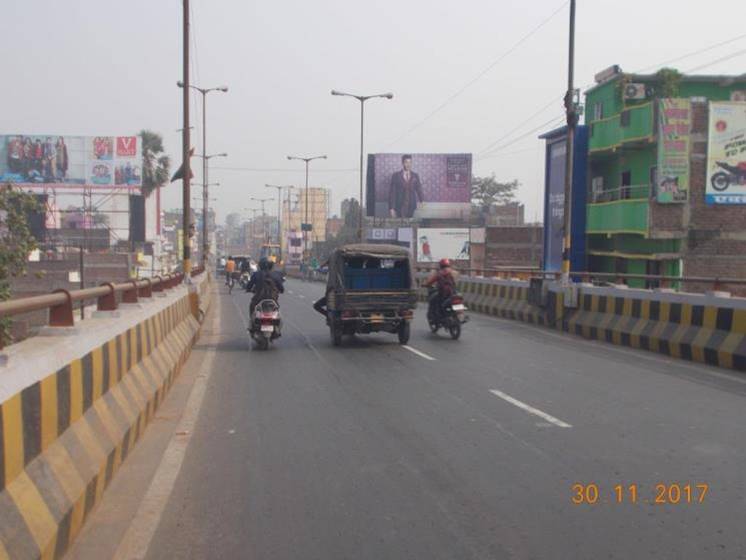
[583,66,746,287]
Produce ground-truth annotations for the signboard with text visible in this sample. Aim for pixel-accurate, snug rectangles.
[657,99,691,203]
[706,101,746,204]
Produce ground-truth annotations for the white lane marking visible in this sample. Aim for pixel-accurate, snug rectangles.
[489,389,572,428]
[288,290,294,294]
[402,345,436,361]
[298,294,305,299]
[113,289,222,560]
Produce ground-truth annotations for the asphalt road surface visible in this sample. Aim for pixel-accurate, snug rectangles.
[77,278,746,560]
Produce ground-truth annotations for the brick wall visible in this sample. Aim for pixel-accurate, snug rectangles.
[485,226,542,267]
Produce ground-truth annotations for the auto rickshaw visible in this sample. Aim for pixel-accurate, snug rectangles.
[324,244,417,346]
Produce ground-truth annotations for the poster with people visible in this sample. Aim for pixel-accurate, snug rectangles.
[0,134,142,190]
[367,153,472,220]
[416,228,470,263]
[706,101,746,204]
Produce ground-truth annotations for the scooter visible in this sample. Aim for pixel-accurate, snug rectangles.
[427,286,469,340]
[710,161,746,192]
[250,299,282,350]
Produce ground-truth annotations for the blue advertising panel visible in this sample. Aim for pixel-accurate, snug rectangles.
[540,126,587,273]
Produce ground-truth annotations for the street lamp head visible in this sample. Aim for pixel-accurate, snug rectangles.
[286,155,293,161]
[218,152,228,158]
[219,86,229,92]
[331,89,342,96]
[383,92,394,99]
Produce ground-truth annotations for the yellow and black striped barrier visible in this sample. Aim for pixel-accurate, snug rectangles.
[0,275,210,559]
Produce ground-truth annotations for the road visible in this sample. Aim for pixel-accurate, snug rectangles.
[73,278,746,560]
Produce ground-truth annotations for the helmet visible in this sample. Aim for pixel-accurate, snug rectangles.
[259,257,272,271]
[439,258,451,269]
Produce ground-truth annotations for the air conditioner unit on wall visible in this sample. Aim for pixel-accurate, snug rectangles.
[623,83,647,100]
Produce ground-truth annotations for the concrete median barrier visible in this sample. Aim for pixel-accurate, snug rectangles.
[0,274,211,559]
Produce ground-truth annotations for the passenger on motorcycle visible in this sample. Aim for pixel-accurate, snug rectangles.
[246,258,285,327]
[424,258,458,321]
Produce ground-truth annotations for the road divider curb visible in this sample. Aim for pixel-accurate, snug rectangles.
[0,274,212,559]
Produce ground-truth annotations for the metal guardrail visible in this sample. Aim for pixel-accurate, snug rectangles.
[0,265,207,348]
[590,184,650,203]
[415,266,746,292]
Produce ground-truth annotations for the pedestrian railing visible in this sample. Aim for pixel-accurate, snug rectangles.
[0,266,207,348]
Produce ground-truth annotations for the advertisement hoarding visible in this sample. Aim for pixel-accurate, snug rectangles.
[367,153,472,220]
[706,101,746,204]
[545,140,566,271]
[416,228,470,263]
[0,134,142,190]
[657,99,691,203]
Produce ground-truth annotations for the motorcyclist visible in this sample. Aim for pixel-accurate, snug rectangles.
[246,258,285,323]
[424,258,458,322]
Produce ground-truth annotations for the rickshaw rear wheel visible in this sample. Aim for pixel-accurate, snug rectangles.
[330,321,343,346]
[398,321,411,345]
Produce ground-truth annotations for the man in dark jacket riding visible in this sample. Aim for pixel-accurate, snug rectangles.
[246,258,285,324]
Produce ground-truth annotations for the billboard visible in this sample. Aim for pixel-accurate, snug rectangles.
[706,101,746,204]
[545,140,565,272]
[0,134,142,189]
[657,99,691,203]
[416,228,470,263]
[367,153,472,220]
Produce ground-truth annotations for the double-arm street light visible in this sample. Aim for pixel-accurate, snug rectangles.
[331,90,393,241]
[177,80,228,266]
[265,184,294,247]
[287,155,327,264]
[251,197,273,243]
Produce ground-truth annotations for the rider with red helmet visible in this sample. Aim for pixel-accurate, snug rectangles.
[424,258,459,321]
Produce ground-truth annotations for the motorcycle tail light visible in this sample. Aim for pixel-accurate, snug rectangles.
[452,297,463,304]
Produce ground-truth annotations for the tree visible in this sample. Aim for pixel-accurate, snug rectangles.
[471,175,519,212]
[140,130,171,198]
[0,185,40,344]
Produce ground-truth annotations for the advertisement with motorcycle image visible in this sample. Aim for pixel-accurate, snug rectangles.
[706,101,746,204]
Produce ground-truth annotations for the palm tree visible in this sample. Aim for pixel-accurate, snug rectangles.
[140,130,170,198]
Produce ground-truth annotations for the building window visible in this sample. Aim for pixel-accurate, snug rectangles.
[593,102,604,121]
[620,109,631,127]
[621,171,632,199]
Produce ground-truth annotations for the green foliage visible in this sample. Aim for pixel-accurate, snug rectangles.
[0,184,40,344]
[140,130,171,198]
[656,68,682,98]
[471,175,518,212]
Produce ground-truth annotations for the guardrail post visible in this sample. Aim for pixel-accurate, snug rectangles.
[49,290,74,327]
[138,278,153,299]
[122,281,139,304]
[97,283,117,311]
[152,276,164,293]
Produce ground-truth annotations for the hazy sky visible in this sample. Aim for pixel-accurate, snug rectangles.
[2,0,745,224]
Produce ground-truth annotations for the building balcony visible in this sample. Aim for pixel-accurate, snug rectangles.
[587,185,650,235]
[588,102,655,153]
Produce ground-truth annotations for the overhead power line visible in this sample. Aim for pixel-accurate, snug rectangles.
[383,0,569,149]
[684,48,746,74]
[478,115,566,160]
[634,32,746,73]
[478,95,562,155]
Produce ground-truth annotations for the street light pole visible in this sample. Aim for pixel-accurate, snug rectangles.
[251,197,273,243]
[265,184,293,247]
[331,89,393,242]
[177,81,228,268]
[561,0,577,284]
[287,155,326,265]
[181,0,190,277]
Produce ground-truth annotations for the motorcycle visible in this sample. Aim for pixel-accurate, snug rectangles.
[239,271,251,291]
[427,286,469,340]
[250,299,282,350]
[710,161,746,192]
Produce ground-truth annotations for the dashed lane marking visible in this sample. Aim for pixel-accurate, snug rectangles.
[489,389,572,428]
[402,345,437,361]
